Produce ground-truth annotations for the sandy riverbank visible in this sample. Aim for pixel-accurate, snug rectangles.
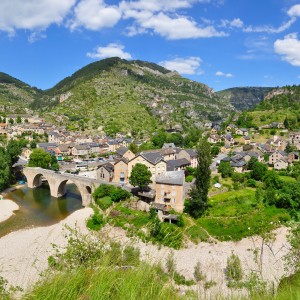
[102,225,290,298]
[0,200,19,223]
[0,207,290,297]
[0,207,93,290]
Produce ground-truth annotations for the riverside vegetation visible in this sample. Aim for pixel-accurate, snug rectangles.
[2,222,300,299]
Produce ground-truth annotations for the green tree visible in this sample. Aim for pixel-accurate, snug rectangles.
[263,170,282,189]
[50,155,59,171]
[285,142,295,154]
[151,131,167,148]
[30,141,37,149]
[166,133,183,147]
[251,162,268,181]
[218,161,233,178]
[247,156,258,170]
[28,148,52,169]
[186,138,212,218]
[284,116,289,129]
[6,139,23,166]
[0,148,10,191]
[16,116,22,124]
[211,145,220,156]
[8,118,14,125]
[128,143,139,154]
[129,163,152,190]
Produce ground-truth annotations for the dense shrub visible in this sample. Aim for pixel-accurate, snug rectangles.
[96,196,113,210]
[87,213,105,231]
[111,187,131,202]
[226,253,243,282]
[93,184,132,204]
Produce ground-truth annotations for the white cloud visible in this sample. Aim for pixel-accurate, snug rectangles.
[87,43,132,60]
[120,0,197,13]
[274,33,300,66]
[121,0,226,39]
[69,0,121,31]
[220,18,244,28]
[215,71,233,78]
[131,12,226,39]
[28,31,47,43]
[0,0,76,33]
[159,57,202,74]
[244,18,296,34]
[288,4,300,17]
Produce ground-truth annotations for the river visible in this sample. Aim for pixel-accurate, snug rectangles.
[0,183,83,238]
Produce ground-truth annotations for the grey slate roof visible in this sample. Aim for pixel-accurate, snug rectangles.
[99,162,114,173]
[116,146,129,156]
[155,171,185,185]
[184,149,197,158]
[162,143,176,149]
[140,152,164,165]
[167,158,190,171]
[37,143,58,148]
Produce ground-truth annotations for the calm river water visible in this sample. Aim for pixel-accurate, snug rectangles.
[0,183,83,238]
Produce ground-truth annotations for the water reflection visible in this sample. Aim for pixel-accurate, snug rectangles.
[0,183,83,238]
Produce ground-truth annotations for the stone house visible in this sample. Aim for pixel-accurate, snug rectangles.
[243,151,264,163]
[288,152,300,163]
[290,133,300,145]
[221,144,231,153]
[99,143,109,153]
[274,158,289,170]
[224,134,235,146]
[208,134,221,144]
[128,152,167,180]
[160,148,177,161]
[71,145,89,157]
[116,146,135,161]
[235,128,249,136]
[242,136,250,145]
[154,171,185,213]
[113,158,129,184]
[269,151,287,165]
[177,149,198,168]
[107,140,118,152]
[87,143,101,154]
[48,131,61,144]
[230,154,247,173]
[96,163,114,182]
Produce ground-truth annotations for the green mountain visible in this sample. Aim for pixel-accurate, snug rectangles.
[32,57,234,136]
[0,72,42,114]
[239,85,300,129]
[217,87,273,111]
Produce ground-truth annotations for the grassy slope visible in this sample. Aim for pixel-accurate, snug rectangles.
[38,58,234,134]
[0,72,42,113]
[245,85,300,128]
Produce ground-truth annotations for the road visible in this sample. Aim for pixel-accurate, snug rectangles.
[210,153,227,172]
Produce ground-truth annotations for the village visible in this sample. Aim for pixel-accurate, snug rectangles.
[1,113,300,219]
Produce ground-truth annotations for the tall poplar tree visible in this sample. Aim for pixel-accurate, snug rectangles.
[186,138,212,218]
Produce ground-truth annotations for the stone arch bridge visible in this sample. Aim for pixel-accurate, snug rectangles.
[23,167,106,206]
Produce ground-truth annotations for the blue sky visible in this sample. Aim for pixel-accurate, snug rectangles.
[1,0,300,91]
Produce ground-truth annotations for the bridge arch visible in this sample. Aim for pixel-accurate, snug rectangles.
[23,167,95,207]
